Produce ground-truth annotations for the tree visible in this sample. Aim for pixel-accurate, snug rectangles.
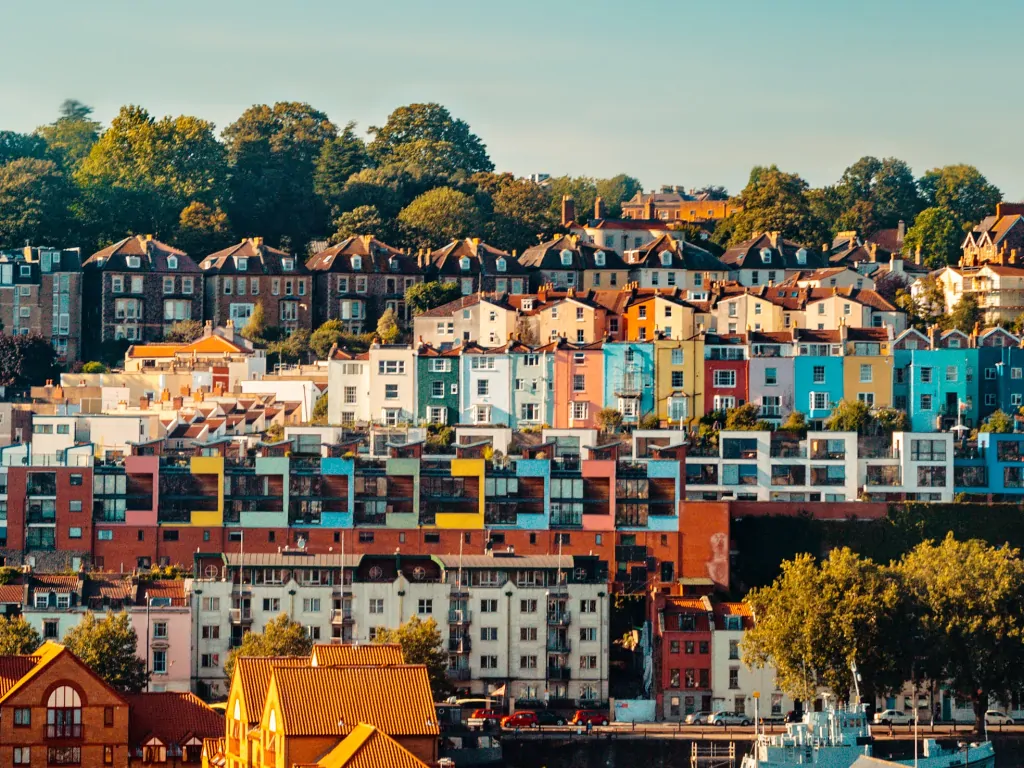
[267,328,309,365]
[825,399,874,434]
[875,407,909,433]
[834,156,921,230]
[310,393,329,425]
[223,102,337,249]
[0,334,60,389]
[717,165,828,247]
[224,613,312,680]
[0,616,41,655]
[164,319,204,343]
[241,303,267,343]
[902,207,962,267]
[779,410,808,436]
[694,185,729,201]
[487,180,555,252]
[0,131,47,165]
[175,201,232,256]
[310,319,345,359]
[406,281,465,316]
[373,616,453,699]
[81,361,108,374]
[376,308,401,344]
[979,410,1014,434]
[329,205,386,245]
[62,612,148,693]
[946,295,982,334]
[743,549,910,702]
[264,423,284,443]
[314,122,370,214]
[898,535,1024,733]
[368,103,493,176]
[0,158,74,246]
[545,176,597,226]
[595,408,624,433]
[724,402,772,431]
[34,99,101,171]
[919,165,1002,226]
[398,187,481,248]
[595,175,643,218]
[638,413,661,430]
[896,277,945,330]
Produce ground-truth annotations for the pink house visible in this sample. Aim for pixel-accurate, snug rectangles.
[553,340,605,429]
[130,580,193,693]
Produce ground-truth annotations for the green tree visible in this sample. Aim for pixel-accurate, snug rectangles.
[62,612,149,693]
[0,615,41,655]
[946,295,982,334]
[545,176,597,226]
[724,402,772,431]
[902,206,962,267]
[310,319,345,359]
[405,282,463,315]
[223,102,337,249]
[314,122,370,214]
[164,319,204,343]
[595,408,624,433]
[875,407,909,433]
[487,180,555,252]
[267,328,309,365]
[899,535,1024,733]
[35,99,101,171]
[81,361,108,374]
[834,156,921,230]
[264,423,284,443]
[241,303,267,343]
[175,201,232,256]
[638,413,661,430]
[0,158,74,246]
[825,398,874,434]
[919,165,1002,226]
[398,187,481,248]
[0,131,47,165]
[373,616,453,700]
[329,205,386,245]
[895,278,945,330]
[595,174,643,218]
[717,165,828,247]
[376,308,401,344]
[310,393,329,425]
[980,410,1014,434]
[0,334,59,389]
[743,549,910,702]
[779,410,808,436]
[694,185,729,201]
[224,613,313,680]
[368,103,493,176]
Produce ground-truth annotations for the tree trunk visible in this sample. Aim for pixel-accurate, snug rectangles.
[973,691,988,736]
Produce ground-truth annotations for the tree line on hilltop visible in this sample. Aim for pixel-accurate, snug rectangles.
[0,100,1005,265]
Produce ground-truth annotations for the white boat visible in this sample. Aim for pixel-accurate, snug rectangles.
[740,703,994,768]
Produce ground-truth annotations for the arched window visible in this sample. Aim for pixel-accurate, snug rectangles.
[47,686,82,738]
[796,248,808,265]
[351,255,363,271]
[660,251,672,267]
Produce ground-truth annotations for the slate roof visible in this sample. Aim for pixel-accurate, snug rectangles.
[627,234,728,272]
[200,238,308,275]
[425,239,526,277]
[721,233,825,271]
[519,234,627,271]
[84,235,200,273]
[306,236,418,274]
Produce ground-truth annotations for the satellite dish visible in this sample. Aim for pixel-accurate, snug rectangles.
[204,565,219,579]
[412,566,426,581]
[369,565,384,580]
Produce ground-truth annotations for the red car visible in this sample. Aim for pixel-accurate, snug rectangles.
[501,711,539,728]
[571,709,609,726]
[467,709,504,729]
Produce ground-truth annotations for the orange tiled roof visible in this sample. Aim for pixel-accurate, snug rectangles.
[124,691,224,750]
[0,584,23,604]
[665,597,707,611]
[140,580,186,603]
[236,656,310,726]
[270,665,439,737]
[312,723,430,768]
[715,602,753,617]
[310,643,404,668]
[0,656,42,698]
[31,574,81,593]
[202,737,226,768]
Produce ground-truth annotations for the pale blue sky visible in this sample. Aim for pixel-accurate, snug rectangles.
[3,0,1022,197]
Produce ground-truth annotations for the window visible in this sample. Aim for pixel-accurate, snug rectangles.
[580,599,597,613]
[14,748,30,765]
[480,627,498,641]
[520,655,538,669]
[858,392,875,407]
[1015,368,1024,380]
[68,526,82,539]
[378,360,405,375]
[163,276,174,294]
[153,621,168,639]
[480,598,498,613]
[47,686,82,738]
[520,626,538,641]
[153,649,167,674]
[713,370,735,388]
[859,364,872,383]
[919,394,933,411]
[480,655,499,669]
[302,597,321,612]
[418,599,433,614]
[812,365,825,384]
[920,367,933,383]
[580,627,597,642]
[572,374,586,392]
[201,624,220,640]
[14,707,30,726]
[477,379,490,397]
[369,598,384,614]
[570,401,588,421]
[384,384,399,400]
[944,365,959,383]
[579,655,598,669]
[202,597,220,612]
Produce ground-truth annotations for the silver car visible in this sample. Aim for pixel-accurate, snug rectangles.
[685,711,710,725]
[707,711,752,726]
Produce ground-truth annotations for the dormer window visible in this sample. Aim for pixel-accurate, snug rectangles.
[760,248,772,264]
[496,257,507,273]
[522,298,534,311]
[560,249,573,267]
[166,256,178,270]
[235,257,247,271]
[460,256,471,271]
[126,256,141,269]
[282,258,294,271]
[594,250,606,267]
[660,251,672,267]
[351,256,363,271]
[797,248,808,265]
[389,256,400,271]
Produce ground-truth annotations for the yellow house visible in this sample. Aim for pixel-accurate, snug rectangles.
[225,656,310,768]
[713,292,785,335]
[841,327,894,409]
[653,337,705,425]
[535,294,609,344]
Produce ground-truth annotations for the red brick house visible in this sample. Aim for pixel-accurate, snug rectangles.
[703,334,749,414]
[423,238,529,295]
[306,236,422,333]
[199,238,312,334]
[652,594,713,720]
[123,691,222,766]
[82,235,203,354]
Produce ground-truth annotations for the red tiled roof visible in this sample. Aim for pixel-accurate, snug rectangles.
[30,574,81,593]
[311,723,431,768]
[124,692,224,750]
[0,656,41,698]
[310,643,404,667]
[236,656,310,726]
[0,585,23,604]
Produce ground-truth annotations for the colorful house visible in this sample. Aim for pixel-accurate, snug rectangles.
[507,340,556,428]
[653,337,705,426]
[460,344,511,426]
[602,342,655,425]
[415,344,461,425]
[624,291,700,341]
[841,327,895,410]
[519,234,629,292]
[703,335,749,414]
[552,341,605,429]
[793,330,845,425]
[746,332,797,424]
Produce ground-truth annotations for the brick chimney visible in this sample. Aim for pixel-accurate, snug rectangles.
[561,196,576,227]
[594,196,606,220]
[897,220,906,249]
[868,243,877,263]
[223,319,235,343]
[643,195,655,220]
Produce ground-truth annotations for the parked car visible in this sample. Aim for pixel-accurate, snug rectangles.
[785,710,803,724]
[873,709,912,726]
[685,711,710,725]
[707,711,751,726]
[501,711,538,729]
[571,709,609,726]
[535,710,568,726]
[985,710,1015,726]
[468,709,504,730]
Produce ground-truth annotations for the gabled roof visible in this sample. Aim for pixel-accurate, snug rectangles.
[425,239,525,277]
[309,723,430,768]
[84,235,200,273]
[415,293,482,319]
[310,643,404,667]
[0,642,129,706]
[126,331,253,359]
[627,234,727,272]
[200,238,307,275]
[30,574,82,594]
[721,233,824,271]
[306,236,417,274]
[235,656,311,726]
[269,665,439,737]
[124,692,224,751]
[519,234,627,271]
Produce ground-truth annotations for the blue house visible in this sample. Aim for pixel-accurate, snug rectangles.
[793,331,845,425]
[602,342,655,425]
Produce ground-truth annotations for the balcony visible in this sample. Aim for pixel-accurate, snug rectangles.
[770,466,806,486]
[448,637,472,653]
[546,610,571,626]
[46,724,82,739]
[866,466,901,487]
[550,510,583,528]
[447,667,471,681]
[809,468,846,486]
[229,608,253,624]
[330,608,353,624]
[547,666,571,681]
[448,609,472,624]
[686,443,719,458]
[546,638,571,653]
[770,442,806,459]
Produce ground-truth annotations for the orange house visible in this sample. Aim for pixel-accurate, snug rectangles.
[552,340,605,429]
[624,293,698,341]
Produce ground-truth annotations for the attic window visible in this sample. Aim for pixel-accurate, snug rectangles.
[351,256,363,271]
[797,248,808,265]
[560,249,573,267]
[167,256,178,270]
[460,256,471,271]
[496,257,507,273]
[389,257,400,271]
[594,250,606,266]
[660,252,671,267]
[282,258,294,271]
[522,298,534,311]
[760,248,772,264]
[126,256,141,269]
[235,257,247,271]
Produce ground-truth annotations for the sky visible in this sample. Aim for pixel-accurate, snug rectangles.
[3,0,1023,198]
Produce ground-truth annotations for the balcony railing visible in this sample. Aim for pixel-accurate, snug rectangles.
[229,608,253,623]
[330,608,353,624]
[546,610,571,626]
[447,667,471,681]
[46,724,82,739]
[448,637,472,653]
[550,510,583,528]
[547,666,571,681]
[448,609,472,624]
[546,638,571,653]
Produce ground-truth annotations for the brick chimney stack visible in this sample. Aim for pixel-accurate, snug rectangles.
[594,196,606,220]
[560,196,576,227]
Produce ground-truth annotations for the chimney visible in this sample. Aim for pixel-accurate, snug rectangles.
[252,236,263,249]
[224,319,235,342]
[643,195,655,220]
[594,196,606,220]
[868,243,877,263]
[203,320,213,338]
[897,220,906,247]
[914,246,922,267]
[560,195,576,227]
[139,396,150,410]
[537,285,548,303]
[172,396,183,410]
[890,256,904,276]
[768,231,780,249]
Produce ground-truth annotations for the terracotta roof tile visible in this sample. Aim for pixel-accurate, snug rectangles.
[124,692,224,750]
[0,585,23,604]
[0,656,41,697]
[310,644,404,668]
[30,574,81,593]
[236,656,310,726]
[311,723,430,768]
